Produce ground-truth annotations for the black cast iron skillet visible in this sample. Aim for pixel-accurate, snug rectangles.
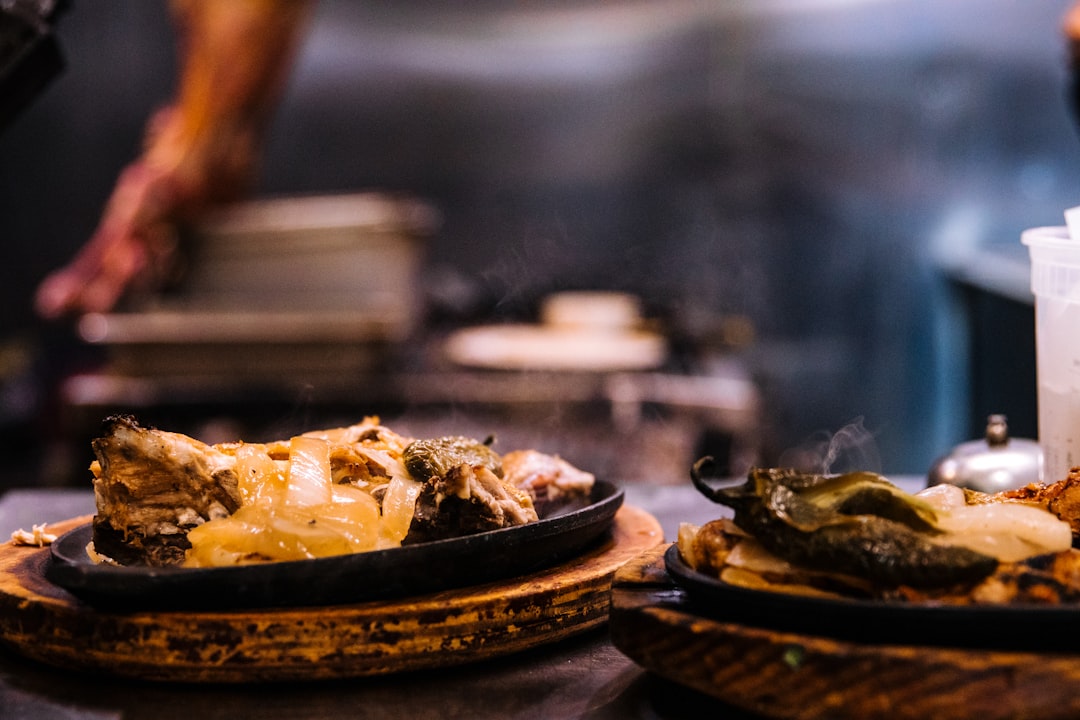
[45,480,622,612]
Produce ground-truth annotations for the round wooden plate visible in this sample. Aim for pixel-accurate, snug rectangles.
[0,506,662,683]
[610,544,1080,720]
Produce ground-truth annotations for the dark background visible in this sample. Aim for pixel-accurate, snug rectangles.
[0,0,1077,485]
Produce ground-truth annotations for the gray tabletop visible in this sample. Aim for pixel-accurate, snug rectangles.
[0,477,926,720]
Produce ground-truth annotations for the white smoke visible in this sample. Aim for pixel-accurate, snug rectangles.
[777,417,881,475]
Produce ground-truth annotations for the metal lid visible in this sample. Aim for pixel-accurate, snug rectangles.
[927,414,1043,493]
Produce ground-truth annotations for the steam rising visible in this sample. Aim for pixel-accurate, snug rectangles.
[777,417,881,475]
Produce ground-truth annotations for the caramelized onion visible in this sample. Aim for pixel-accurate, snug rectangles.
[284,436,333,508]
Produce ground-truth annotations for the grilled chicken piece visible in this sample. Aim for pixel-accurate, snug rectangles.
[90,415,241,566]
[502,449,596,516]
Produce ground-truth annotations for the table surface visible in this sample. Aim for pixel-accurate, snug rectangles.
[0,477,926,720]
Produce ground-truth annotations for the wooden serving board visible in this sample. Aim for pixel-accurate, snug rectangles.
[610,544,1080,720]
[0,506,661,683]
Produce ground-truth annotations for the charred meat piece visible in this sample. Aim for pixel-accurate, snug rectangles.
[403,436,537,543]
[90,415,241,566]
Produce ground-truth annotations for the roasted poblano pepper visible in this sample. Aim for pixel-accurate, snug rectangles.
[404,436,503,481]
[692,462,998,589]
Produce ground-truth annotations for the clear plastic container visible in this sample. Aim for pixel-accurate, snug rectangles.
[1022,225,1080,482]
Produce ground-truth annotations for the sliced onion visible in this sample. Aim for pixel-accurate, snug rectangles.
[933,502,1073,562]
[285,436,333,509]
[380,475,423,545]
[304,496,381,551]
[234,443,286,509]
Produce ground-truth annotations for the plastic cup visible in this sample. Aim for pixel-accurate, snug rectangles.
[1023,225,1080,482]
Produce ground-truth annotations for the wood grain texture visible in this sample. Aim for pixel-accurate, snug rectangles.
[610,544,1080,720]
[0,506,662,683]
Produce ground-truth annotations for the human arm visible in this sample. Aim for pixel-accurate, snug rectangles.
[34,0,314,319]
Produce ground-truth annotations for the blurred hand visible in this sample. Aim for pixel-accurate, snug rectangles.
[34,107,255,318]
[1068,1,1080,46]
[32,164,179,319]
[34,0,312,319]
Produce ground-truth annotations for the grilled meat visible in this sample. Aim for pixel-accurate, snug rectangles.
[502,449,596,516]
[90,414,242,566]
[404,462,538,544]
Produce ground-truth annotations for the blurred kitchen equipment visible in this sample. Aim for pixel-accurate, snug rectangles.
[436,291,759,482]
[59,246,761,487]
[443,291,667,372]
[538,291,643,332]
[76,192,439,379]
[0,0,65,133]
[927,414,1042,493]
[1022,224,1080,482]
